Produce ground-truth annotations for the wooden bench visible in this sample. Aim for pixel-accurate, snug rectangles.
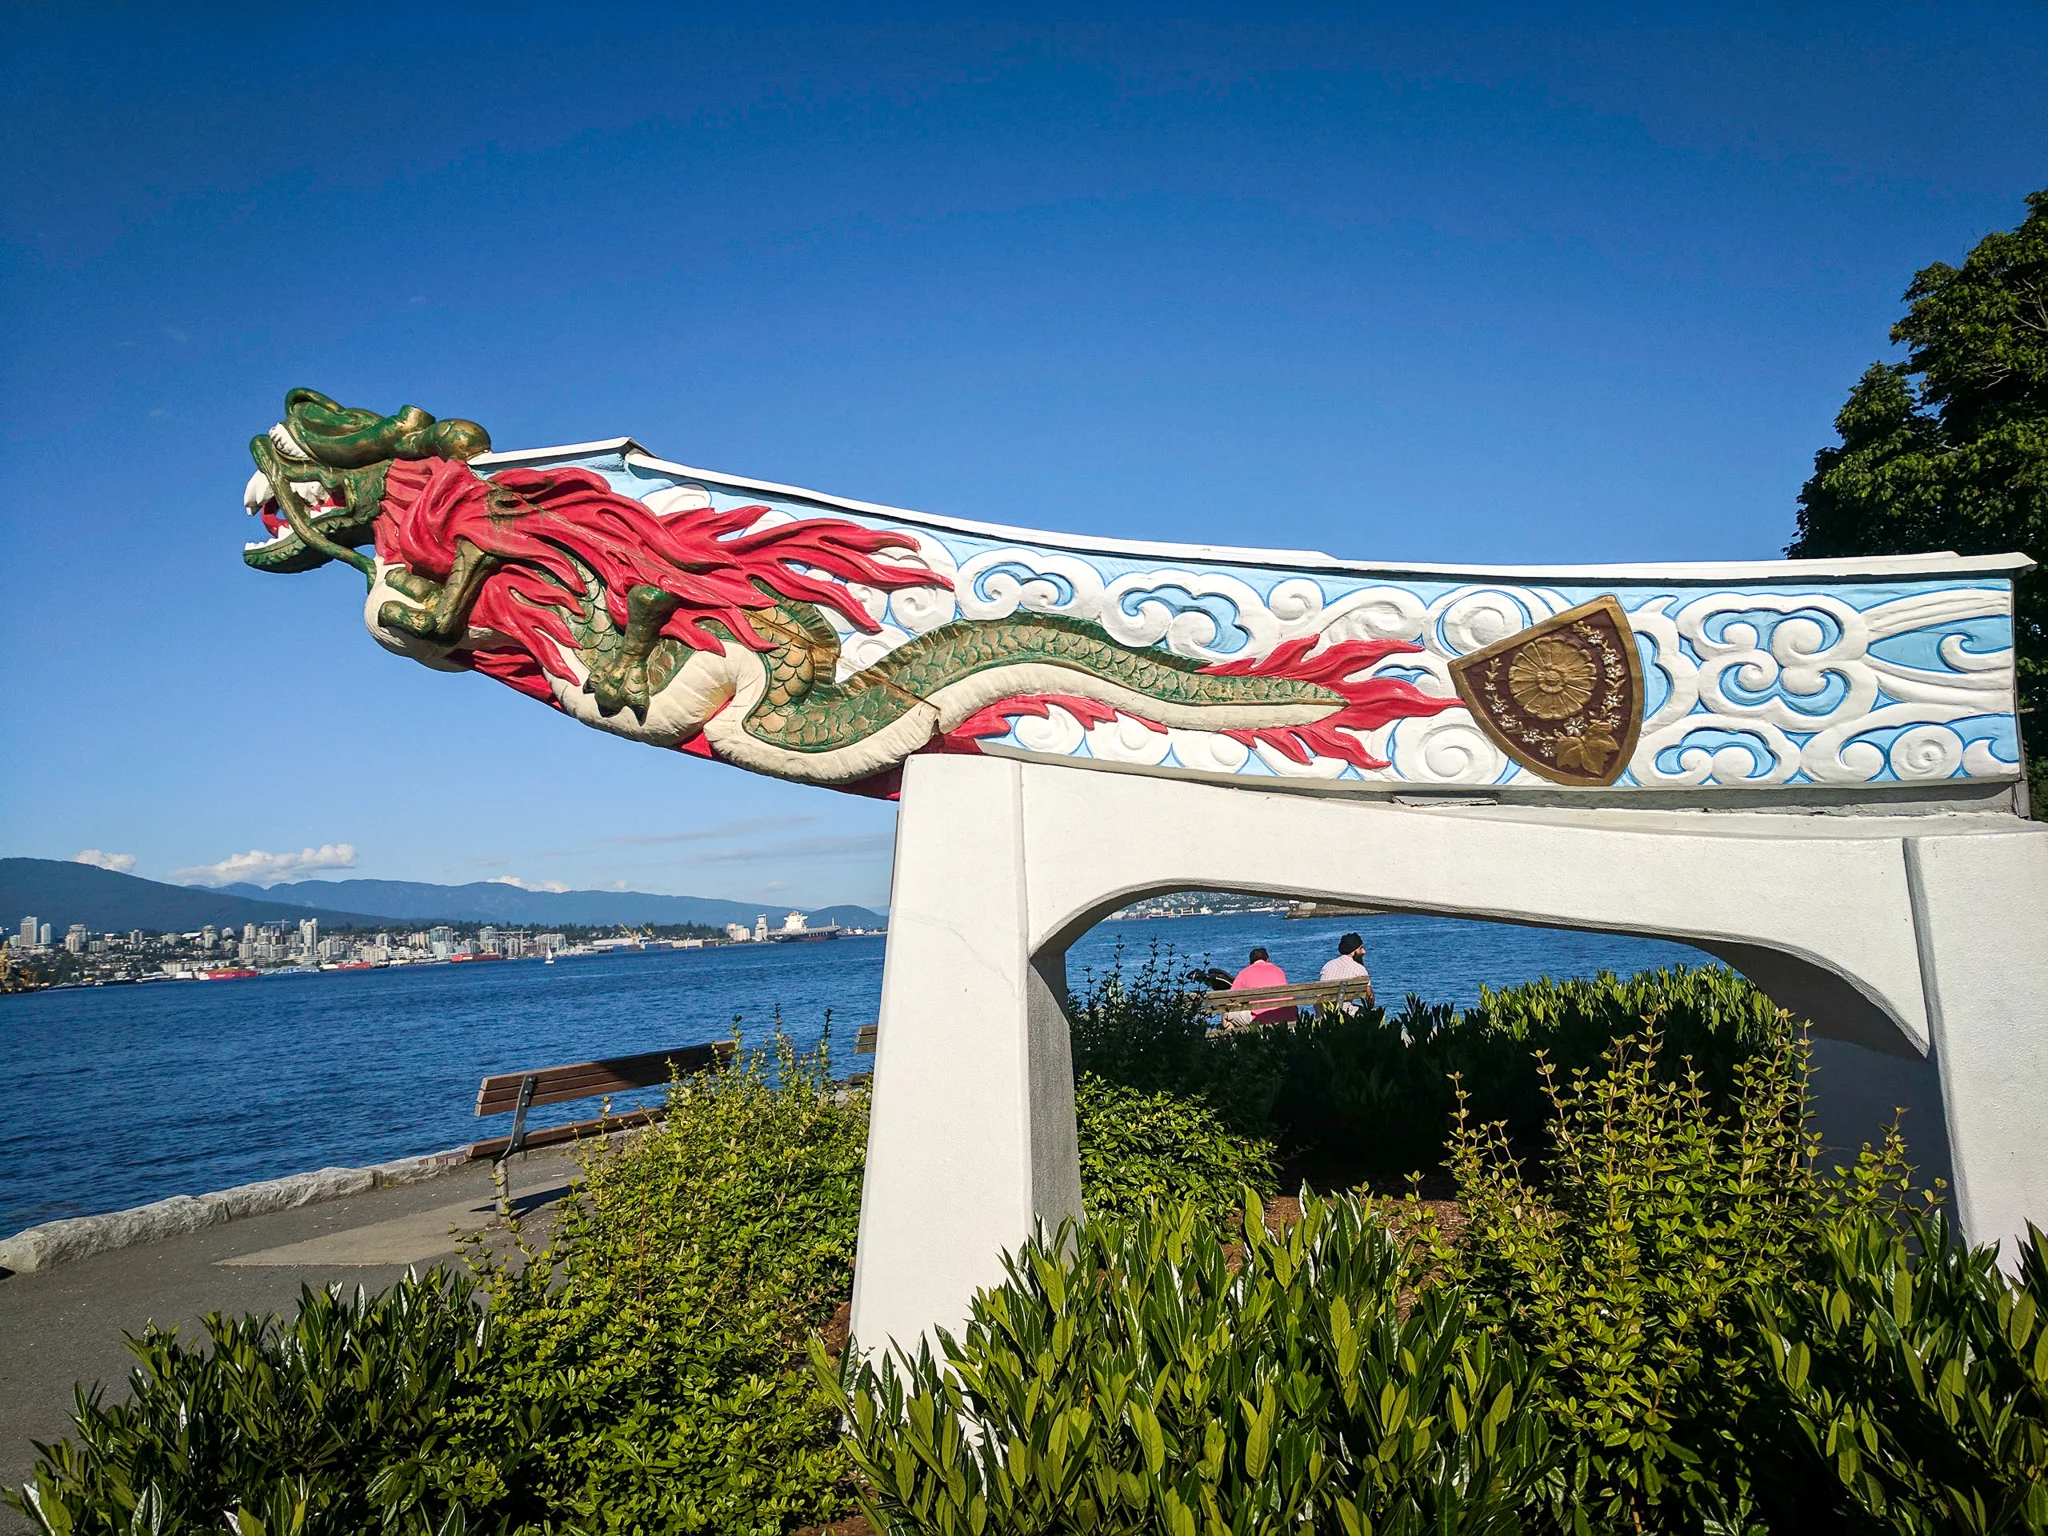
[472,1041,735,1164]
[1197,977,1376,1019]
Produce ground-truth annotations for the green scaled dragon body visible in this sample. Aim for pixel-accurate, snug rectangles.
[241,390,1456,791]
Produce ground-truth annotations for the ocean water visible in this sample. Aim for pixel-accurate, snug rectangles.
[0,914,1708,1234]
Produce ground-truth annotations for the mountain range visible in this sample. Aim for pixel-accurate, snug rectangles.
[219,878,883,931]
[0,859,882,936]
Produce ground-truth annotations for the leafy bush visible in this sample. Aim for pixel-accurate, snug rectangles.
[1067,942,1291,1133]
[1073,1072,1277,1227]
[1432,965,1795,1151]
[1760,1207,2048,1532]
[819,1191,1551,1536]
[26,968,2042,1536]
[8,1033,870,1536]
[1426,1025,1837,1531]
[438,1032,868,1531]
[10,1274,486,1536]
[1071,947,1798,1186]
[837,989,2048,1536]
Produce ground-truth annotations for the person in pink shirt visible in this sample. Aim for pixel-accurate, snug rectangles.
[1229,947,1298,1025]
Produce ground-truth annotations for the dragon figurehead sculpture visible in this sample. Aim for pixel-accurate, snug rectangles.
[240,391,2028,799]
[236,389,1574,794]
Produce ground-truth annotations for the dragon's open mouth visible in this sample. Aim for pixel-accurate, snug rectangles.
[242,422,368,571]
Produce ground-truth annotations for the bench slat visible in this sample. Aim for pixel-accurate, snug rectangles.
[469,1104,666,1160]
[475,1041,733,1116]
[478,1058,702,1109]
[1197,978,1372,1012]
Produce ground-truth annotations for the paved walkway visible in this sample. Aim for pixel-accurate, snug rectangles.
[0,1149,581,1500]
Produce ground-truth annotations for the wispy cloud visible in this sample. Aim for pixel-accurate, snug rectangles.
[169,844,357,887]
[73,849,136,873]
[599,814,822,847]
[487,876,571,893]
[684,833,895,865]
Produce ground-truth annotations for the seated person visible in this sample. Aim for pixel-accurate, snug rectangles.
[1229,947,1298,1026]
[1318,931,1375,1010]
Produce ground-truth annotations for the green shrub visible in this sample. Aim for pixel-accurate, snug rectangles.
[9,1273,488,1535]
[840,985,2003,1536]
[438,1033,868,1531]
[1067,942,1292,1134]
[1427,1024,1838,1532]
[1433,965,1795,1152]
[819,1191,1552,1536]
[1759,1207,2048,1532]
[8,1033,870,1536]
[1072,950,1800,1186]
[1074,1072,1278,1226]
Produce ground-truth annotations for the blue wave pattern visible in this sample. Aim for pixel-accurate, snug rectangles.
[597,454,2021,790]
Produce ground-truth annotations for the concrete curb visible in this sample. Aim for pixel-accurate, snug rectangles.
[0,1147,476,1276]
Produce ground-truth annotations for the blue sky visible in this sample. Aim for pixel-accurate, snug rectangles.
[2,3,2043,910]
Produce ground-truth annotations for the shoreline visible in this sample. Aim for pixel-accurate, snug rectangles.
[3,930,889,995]
[0,1144,481,1276]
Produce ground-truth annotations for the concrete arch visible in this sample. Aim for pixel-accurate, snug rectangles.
[849,753,2048,1356]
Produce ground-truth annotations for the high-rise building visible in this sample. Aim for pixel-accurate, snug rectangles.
[19,916,37,947]
[243,922,257,942]
[38,923,50,946]
[753,914,769,943]
[298,917,318,951]
[202,925,217,949]
[64,923,87,954]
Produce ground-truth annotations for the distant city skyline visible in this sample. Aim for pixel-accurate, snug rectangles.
[4,4,2043,909]
[20,815,898,910]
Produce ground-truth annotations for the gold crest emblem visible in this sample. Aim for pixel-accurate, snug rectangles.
[1448,596,1644,787]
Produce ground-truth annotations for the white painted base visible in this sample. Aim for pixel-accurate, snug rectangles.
[849,754,2048,1356]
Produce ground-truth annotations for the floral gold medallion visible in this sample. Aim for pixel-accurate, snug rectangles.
[1448,595,1644,787]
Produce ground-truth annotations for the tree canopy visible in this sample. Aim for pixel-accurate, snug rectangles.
[1789,188,2047,812]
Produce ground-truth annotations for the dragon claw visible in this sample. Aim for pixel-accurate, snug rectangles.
[584,657,653,723]
[377,599,436,637]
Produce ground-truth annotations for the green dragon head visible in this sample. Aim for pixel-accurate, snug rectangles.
[242,388,491,575]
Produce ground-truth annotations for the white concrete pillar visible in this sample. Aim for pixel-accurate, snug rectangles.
[850,755,2048,1354]
[849,754,1082,1356]
[1907,824,2048,1263]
